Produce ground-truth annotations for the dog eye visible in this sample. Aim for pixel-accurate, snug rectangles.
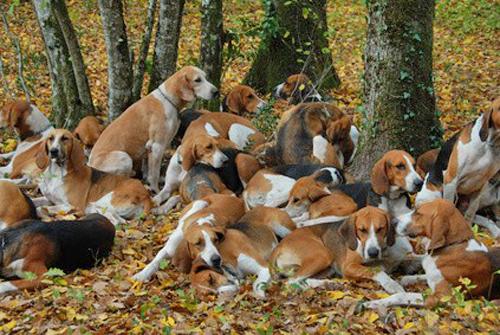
[376,227,383,233]
[195,240,203,246]
[396,163,406,170]
[206,144,213,150]
[62,136,69,142]
[194,77,202,83]
[247,94,254,99]
[360,228,367,234]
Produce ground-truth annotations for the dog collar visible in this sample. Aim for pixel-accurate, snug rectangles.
[158,86,179,110]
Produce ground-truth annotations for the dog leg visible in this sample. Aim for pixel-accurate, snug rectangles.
[237,254,271,298]
[373,271,406,294]
[38,203,73,217]
[154,150,184,205]
[362,292,424,309]
[153,195,181,215]
[399,275,427,286]
[0,260,47,295]
[147,142,165,193]
[473,215,500,238]
[442,178,458,204]
[288,277,333,289]
[464,187,486,223]
[32,196,52,207]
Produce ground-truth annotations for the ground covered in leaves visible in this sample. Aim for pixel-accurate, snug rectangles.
[1,0,499,333]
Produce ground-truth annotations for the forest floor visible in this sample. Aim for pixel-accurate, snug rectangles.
[0,0,499,334]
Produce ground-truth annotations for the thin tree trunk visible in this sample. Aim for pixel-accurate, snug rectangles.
[98,0,133,120]
[199,0,223,111]
[351,0,441,180]
[244,0,340,94]
[148,0,185,91]
[52,0,94,115]
[132,0,157,102]
[33,0,82,128]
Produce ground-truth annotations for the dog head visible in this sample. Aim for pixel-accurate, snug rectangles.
[73,116,104,157]
[339,206,395,263]
[168,66,219,103]
[415,148,439,179]
[183,220,225,269]
[179,135,229,171]
[395,199,473,252]
[479,97,500,145]
[285,168,344,218]
[272,74,321,104]
[190,259,230,297]
[222,85,267,115]
[371,150,423,196]
[37,129,86,170]
[0,100,50,139]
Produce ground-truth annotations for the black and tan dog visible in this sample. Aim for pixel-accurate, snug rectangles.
[0,214,115,295]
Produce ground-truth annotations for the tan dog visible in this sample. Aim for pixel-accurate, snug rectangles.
[221,84,267,115]
[73,116,104,157]
[36,129,153,225]
[89,66,218,192]
[0,181,37,230]
[271,206,404,293]
[272,74,322,104]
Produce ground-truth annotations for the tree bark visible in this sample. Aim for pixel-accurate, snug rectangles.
[98,0,133,120]
[52,0,94,115]
[244,0,340,94]
[199,0,223,111]
[32,0,82,128]
[351,0,441,180]
[132,0,157,102]
[148,0,185,91]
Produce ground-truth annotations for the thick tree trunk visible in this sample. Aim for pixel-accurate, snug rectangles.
[148,0,185,91]
[33,0,82,128]
[199,0,223,111]
[52,0,94,116]
[98,0,133,120]
[351,0,441,180]
[244,0,340,94]
[132,0,157,102]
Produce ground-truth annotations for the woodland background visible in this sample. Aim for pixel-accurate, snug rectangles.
[0,0,499,333]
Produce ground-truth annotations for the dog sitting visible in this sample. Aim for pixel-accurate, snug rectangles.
[0,181,38,231]
[0,213,115,295]
[73,116,105,157]
[35,129,153,225]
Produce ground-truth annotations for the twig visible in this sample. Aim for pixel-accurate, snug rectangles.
[0,56,13,98]
[1,12,30,102]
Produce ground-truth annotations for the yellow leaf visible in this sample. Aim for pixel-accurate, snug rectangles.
[0,311,7,321]
[328,290,345,300]
[167,316,176,327]
[375,292,390,299]
[3,139,17,153]
[123,248,136,255]
[298,84,305,91]
[2,320,16,332]
[403,322,415,329]
[367,311,379,323]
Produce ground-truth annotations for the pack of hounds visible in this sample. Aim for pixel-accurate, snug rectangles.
[0,66,498,309]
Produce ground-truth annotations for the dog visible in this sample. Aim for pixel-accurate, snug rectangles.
[89,66,218,192]
[73,116,105,157]
[0,181,38,231]
[221,84,267,116]
[363,199,500,309]
[132,194,245,282]
[272,74,322,104]
[0,214,115,295]
[243,165,344,210]
[35,129,153,225]
[270,206,405,293]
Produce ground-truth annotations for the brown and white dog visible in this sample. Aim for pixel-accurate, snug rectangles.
[132,194,245,282]
[270,206,405,293]
[416,97,500,222]
[0,100,53,182]
[154,112,265,205]
[0,214,114,295]
[0,181,38,231]
[364,199,500,309]
[221,84,267,116]
[191,207,296,298]
[272,74,322,104]
[35,129,153,225]
[243,165,344,210]
[73,116,105,157]
[89,66,218,192]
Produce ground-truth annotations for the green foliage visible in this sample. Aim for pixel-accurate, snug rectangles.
[252,98,279,138]
[436,0,499,34]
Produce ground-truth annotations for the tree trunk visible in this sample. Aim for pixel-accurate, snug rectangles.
[244,0,340,94]
[52,0,94,115]
[199,0,223,111]
[32,0,82,128]
[98,0,133,120]
[132,0,157,102]
[148,0,185,91]
[351,0,441,180]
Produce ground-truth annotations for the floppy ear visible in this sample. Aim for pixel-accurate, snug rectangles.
[479,107,492,142]
[180,75,195,102]
[225,90,243,114]
[339,217,358,250]
[308,184,331,203]
[235,153,261,184]
[173,239,193,273]
[212,226,226,243]
[70,136,87,170]
[35,140,49,170]
[7,103,22,128]
[428,215,449,251]
[326,116,351,143]
[386,213,396,247]
[371,157,390,195]
[180,142,196,171]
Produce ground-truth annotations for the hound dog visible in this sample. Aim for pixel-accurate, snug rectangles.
[416,97,500,222]
[272,74,322,104]
[89,66,218,192]
[154,112,265,205]
[132,194,245,282]
[243,164,344,210]
[270,206,405,293]
[0,214,114,295]
[221,84,267,116]
[0,181,38,231]
[35,129,153,225]
[0,100,53,182]
[73,116,105,157]
[363,199,499,309]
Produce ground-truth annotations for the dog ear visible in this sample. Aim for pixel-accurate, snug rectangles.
[326,116,352,143]
[428,213,450,251]
[212,226,226,243]
[371,156,390,195]
[235,153,261,184]
[70,135,87,170]
[35,140,49,170]
[180,75,195,102]
[224,89,243,114]
[180,142,196,171]
[308,185,331,203]
[7,103,22,128]
[479,107,493,142]
[386,213,396,247]
[339,216,358,251]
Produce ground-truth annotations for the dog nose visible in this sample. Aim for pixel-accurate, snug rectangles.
[368,247,379,258]
[414,179,423,191]
[211,255,221,268]
[49,148,59,157]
